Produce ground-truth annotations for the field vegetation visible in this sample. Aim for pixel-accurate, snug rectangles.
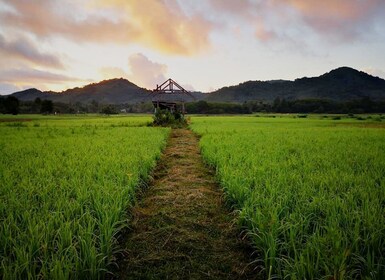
[191,115,385,279]
[2,113,385,279]
[0,115,169,279]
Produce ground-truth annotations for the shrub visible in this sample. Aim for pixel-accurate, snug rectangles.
[152,109,187,127]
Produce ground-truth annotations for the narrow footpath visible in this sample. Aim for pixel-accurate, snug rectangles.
[114,129,256,279]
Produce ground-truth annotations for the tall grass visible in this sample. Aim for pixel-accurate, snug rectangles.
[0,116,169,279]
[191,116,385,279]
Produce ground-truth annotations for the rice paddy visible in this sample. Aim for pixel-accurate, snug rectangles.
[1,114,384,279]
[190,115,385,279]
[0,115,169,279]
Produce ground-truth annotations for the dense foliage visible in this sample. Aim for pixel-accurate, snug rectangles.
[0,116,169,279]
[2,96,385,115]
[152,109,187,127]
[191,116,385,279]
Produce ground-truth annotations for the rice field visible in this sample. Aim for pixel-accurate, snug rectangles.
[1,114,385,279]
[191,115,385,279]
[0,115,169,279]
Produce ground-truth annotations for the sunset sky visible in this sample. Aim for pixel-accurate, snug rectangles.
[0,0,385,94]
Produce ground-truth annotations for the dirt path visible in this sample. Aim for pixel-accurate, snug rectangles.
[114,129,256,279]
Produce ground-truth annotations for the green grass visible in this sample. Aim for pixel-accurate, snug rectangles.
[0,115,169,279]
[191,115,385,279]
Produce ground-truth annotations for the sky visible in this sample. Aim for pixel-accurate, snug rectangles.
[0,0,385,95]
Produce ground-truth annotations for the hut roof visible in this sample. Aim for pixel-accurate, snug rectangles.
[150,78,195,103]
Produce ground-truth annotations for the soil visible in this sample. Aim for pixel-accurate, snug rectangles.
[112,129,257,279]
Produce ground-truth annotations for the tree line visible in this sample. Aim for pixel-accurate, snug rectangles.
[1,96,385,115]
[0,97,54,114]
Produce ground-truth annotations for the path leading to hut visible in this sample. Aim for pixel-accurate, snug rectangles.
[114,129,256,279]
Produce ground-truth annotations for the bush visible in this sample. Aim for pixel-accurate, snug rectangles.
[152,109,187,127]
[101,105,118,115]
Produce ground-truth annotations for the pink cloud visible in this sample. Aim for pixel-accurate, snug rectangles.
[128,53,168,89]
[0,0,213,55]
[0,34,64,68]
[104,0,213,55]
[255,19,277,42]
[281,0,385,39]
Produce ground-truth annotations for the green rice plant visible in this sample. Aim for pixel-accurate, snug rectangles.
[0,115,169,279]
[191,116,385,279]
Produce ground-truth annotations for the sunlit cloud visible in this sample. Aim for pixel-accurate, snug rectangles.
[99,67,127,80]
[98,54,170,89]
[0,0,135,43]
[0,0,212,56]
[96,0,213,55]
[128,53,167,89]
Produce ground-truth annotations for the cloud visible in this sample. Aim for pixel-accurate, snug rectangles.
[99,67,127,80]
[255,19,277,42]
[0,34,64,68]
[280,0,385,40]
[98,0,213,55]
[0,0,135,42]
[0,0,213,55]
[206,0,385,43]
[0,67,82,84]
[207,0,279,42]
[0,83,22,95]
[207,0,254,17]
[128,53,167,89]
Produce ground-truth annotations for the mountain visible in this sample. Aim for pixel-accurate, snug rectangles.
[206,67,385,103]
[12,88,53,100]
[11,78,151,104]
[7,67,385,104]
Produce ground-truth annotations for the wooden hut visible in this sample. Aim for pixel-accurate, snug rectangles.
[151,79,195,115]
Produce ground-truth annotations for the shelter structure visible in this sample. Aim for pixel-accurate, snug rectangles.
[150,79,195,115]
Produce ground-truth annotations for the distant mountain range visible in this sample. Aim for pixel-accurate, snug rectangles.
[6,67,385,104]
[207,67,385,103]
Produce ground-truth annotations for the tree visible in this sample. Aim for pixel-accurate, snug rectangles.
[4,96,19,115]
[0,97,5,113]
[40,99,54,114]
[34,97,42,105]
[101,105,118,115]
